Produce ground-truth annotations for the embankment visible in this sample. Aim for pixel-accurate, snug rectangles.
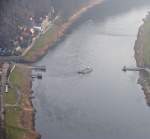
[5,64,40,139]
[134,13,150,106]
[23,0,104,63]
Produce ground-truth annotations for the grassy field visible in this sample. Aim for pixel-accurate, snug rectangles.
[5,107,27,139]
[9,66,26,88]
[4,66,29,139]
[4,88,17,105]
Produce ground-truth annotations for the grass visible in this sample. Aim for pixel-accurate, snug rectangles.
[5,107,27,139]
[9,66,25,88]
[4,88,17,105]
[5,107,20,126]
[24,24,58,60]
[5,126,26,139]
[4,66,29,139]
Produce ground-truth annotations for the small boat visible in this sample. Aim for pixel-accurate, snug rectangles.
[78,67,93,74]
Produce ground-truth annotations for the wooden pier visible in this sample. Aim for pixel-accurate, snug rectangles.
[122,66,150,72]
[30,65,46,72]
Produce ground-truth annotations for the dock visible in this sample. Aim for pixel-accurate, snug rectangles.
[30,65,46,72]
[122,66,150,72]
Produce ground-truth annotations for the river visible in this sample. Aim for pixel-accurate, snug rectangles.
[32,0,150,139]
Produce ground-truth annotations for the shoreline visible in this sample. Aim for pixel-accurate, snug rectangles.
[134,13,150,106]
[30,1,104,138]
[20,65,40,139]
[4,64,40,139]
[23,0,104,63]
[21,1,150,138]
[6,1,105,139]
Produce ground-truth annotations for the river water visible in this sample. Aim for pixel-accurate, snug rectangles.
[32,0,150,139]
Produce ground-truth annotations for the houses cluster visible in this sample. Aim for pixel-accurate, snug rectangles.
[13,15,52,56]
[0,7,56,56]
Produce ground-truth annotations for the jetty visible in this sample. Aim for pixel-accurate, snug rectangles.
[122,66,150,72]
[30,65,46,72]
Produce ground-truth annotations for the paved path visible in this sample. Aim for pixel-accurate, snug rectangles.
[0,63,10,139]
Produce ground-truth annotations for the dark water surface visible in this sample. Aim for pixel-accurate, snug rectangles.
[33,0,150,139]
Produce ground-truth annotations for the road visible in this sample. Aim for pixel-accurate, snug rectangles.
[0,63,10,139]
[0,56,22,63]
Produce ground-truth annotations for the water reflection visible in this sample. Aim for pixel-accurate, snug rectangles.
[32,1,150,139]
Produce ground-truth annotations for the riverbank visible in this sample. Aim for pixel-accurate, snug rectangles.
[4,64,40,139]
[5,0,105,139]
[23,0,104,63]
[134,13,150,106]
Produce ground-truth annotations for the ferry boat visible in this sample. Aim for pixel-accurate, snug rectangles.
[78,67,93,74]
